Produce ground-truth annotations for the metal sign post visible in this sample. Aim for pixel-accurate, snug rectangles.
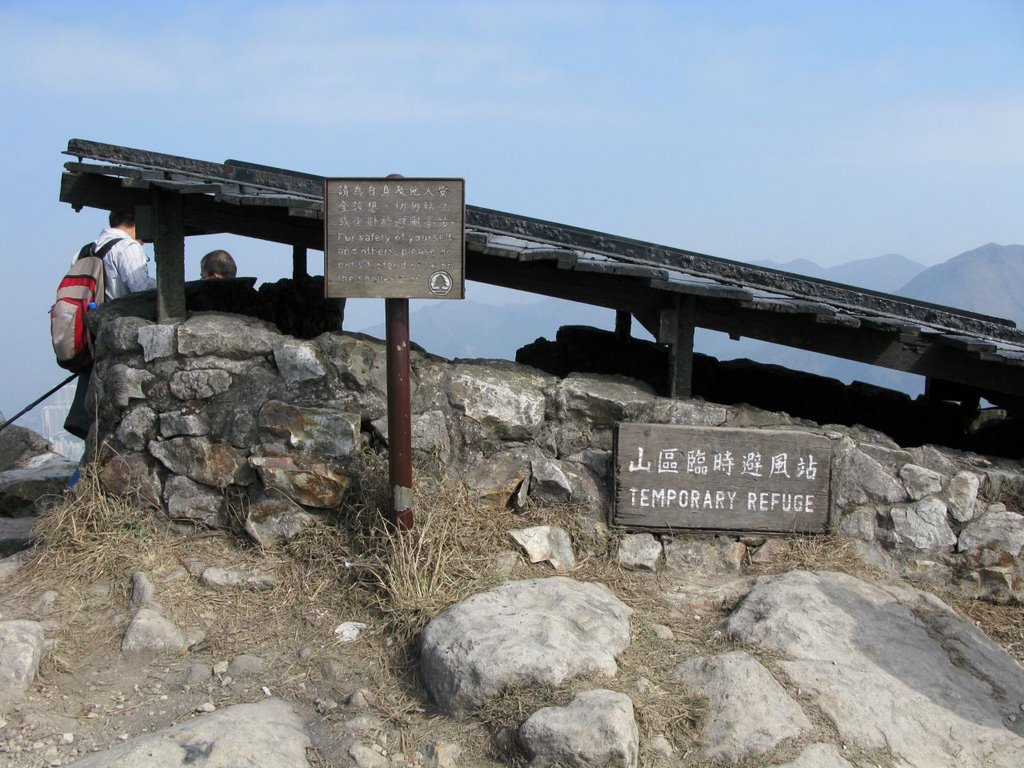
[385,297,414,530]
[324,176,465,530]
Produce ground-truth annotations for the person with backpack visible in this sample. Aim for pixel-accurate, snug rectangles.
[62,211,156,441]
[95,211,157,299]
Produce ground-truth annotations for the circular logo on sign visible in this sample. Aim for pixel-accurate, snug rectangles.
[428,270,454,296]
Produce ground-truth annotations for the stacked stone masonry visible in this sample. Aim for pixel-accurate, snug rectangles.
[81,311,1024,598]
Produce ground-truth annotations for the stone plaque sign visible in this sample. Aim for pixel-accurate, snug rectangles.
[613,423,832,534]
[324,178,465,299]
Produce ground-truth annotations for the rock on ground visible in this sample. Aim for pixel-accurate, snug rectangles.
[518,689,640,768]
[675,650,811,763]
[121,607,187,656]
[617,533,662,571]
[725,570,1024,768]
[773,743,856,768]
[0,620,45,708]
[65,698,310,767]
[420,577,632,717]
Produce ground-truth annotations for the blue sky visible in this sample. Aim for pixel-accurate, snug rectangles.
[1,0,1022,428]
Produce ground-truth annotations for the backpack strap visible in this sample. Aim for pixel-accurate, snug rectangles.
[78,238,119,262]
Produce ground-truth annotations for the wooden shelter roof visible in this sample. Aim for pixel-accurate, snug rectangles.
[59,138,1024,412]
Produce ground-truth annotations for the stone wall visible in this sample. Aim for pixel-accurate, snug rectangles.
[518,325,1024,457]
[86,310,1024,600]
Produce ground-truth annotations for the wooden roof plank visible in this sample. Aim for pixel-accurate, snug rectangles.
[63,161,164,181]
[649,277,753,301]
[66,139,227,181]
[574,259,672,280]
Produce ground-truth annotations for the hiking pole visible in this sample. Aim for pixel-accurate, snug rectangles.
[0,373,78,435]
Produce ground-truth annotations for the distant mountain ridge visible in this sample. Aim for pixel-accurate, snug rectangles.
[897,243,1024,327]
[754,253,927,293]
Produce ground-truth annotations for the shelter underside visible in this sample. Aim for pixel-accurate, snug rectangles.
[59,139,1024,413]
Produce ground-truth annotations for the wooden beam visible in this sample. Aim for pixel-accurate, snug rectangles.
[662,296,696,398]
[293,245,308,280]
[60,172,149,213]
[697,299,1024,401]
[615,310,632,343]
[466,249,655,313]
[925,378,981,409]
[154,190,186,322]
[181,195,322,249]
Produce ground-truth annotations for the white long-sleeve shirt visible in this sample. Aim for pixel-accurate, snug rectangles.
[93,227,157,300]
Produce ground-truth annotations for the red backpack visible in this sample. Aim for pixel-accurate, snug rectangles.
[50,240,116,372]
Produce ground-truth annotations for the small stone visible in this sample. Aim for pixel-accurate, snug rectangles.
[315,698,339,714]
[509,525,576,571]
[899,464,944,500]
[346,689,375,709]
[648,734,673,758]
[334,622,368,643]
[650,623,674,641]
[426,740,462,768]
[947,471,981,523]
[748,538,791,564]
[183,663,211,687]
[201,566,279,590]
[195,702,216,713]
[617,533,663,571]
[348,742,389,768]
[212,661,230,677]
[343,714,384,732]
[131,572,155,607]
[227,654,264,677]
[59,734,74,746]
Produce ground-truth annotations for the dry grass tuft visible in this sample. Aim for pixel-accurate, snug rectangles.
[27,465,161,585]
[749,533,884,580]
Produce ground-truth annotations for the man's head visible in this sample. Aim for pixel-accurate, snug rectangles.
[200,250,237,279]
[109,210,136,239]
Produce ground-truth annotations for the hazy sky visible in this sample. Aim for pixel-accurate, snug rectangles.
[1,0,1022,427]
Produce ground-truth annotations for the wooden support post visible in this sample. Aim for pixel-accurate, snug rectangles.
[615,310,632,343]
[153,191,186,322]
[292,245,308,281]
[661,296,696,398]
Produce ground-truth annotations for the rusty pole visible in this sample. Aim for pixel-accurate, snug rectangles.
[385,297,414,530]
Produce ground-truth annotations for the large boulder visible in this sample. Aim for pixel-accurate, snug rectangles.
[175,313,282,359]
[447,362,552,441]
[725,570,1024,767]
[258,401,360,458]
[889,498,957,551]
[420,578,632,717]
[0,425,51,472]
[65,698,310,767]
[832,437,907,508]
[149,437,255,489]
[249,456,349,509]
[958,511,1024,557]
[0,453,77,516]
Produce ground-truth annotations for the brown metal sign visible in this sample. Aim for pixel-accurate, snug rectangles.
[613,423,832,534]
[324,178,465,299]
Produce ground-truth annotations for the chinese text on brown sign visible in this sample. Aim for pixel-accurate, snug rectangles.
[324,178,465,299]
[613,424,832,534]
